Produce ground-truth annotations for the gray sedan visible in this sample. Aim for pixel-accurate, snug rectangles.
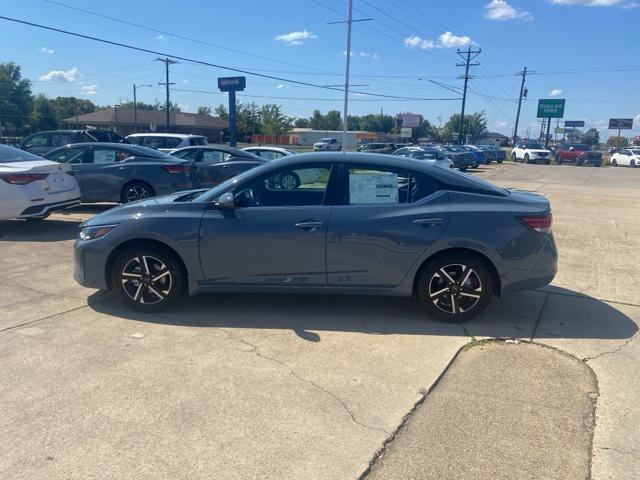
[74,153,557,322]
[45,143,192,203]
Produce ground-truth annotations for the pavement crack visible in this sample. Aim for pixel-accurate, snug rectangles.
[0,304,89,334]
[218,328,389,436]
[595,445,638,456]
[0,281,61,299]
[529,292,549,341]
[582,331,638,362]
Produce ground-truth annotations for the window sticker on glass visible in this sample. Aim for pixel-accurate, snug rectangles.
[349,171,399,204]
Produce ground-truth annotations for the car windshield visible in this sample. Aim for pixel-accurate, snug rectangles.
[524,143,544,149]
[0,144,44,163]
[631,150,640,155]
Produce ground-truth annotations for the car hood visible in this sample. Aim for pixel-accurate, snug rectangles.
[82,189,205,227]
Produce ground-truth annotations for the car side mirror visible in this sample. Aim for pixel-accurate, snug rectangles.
[217,192,236,210]
[569,147,574,151]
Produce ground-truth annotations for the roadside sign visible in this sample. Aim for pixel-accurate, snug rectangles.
[400,127,412,137]
[608,118,633,130]
[537,99,565,118]
[396,113,421,128]
[218,76,246,92]
[564,120,585,128]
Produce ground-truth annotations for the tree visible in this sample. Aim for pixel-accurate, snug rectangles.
[415,119,440,142]
[214,104,228,119]
[582,128,600,147]
[31,95,58,131]
[607,136,629,148]
[294,117,309,128]
[260,104,292,135]
[309,110,324,130]
[119,101,157,111]
[0,62,33,134]
[442,112,488,143]
[197,106,212,115]
[323,110,342,131]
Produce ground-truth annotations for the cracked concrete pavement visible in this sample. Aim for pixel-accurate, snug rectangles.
[1,163,639,479]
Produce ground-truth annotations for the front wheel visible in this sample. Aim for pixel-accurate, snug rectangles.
[524,154,530,164]
[511,152,517,162]
[497,159,503,164]
[417,254,493,322]
[112,247,185,312]
[279,171,301,190]
[612,159,618,167]
[632,160,637,168]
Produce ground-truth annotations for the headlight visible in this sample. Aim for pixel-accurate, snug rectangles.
[79,224,118,241]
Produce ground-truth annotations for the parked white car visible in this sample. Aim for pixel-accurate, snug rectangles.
[242,146,320,187]
[511,142,552,164]
[313,138,342,151]
[611,148,640,167]
[125,133,208,152]
[0,144,80,221]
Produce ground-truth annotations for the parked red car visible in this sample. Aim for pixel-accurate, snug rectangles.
[554,144,603,166]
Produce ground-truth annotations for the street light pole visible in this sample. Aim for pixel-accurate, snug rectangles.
[114,104,120,134]
[341,0,353,153]
[133,84,153,133]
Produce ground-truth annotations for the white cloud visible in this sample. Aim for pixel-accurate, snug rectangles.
[181,79,189,84]
[485,0,532,20]
[275,84,286,89]
[274,30,317,46]
[404,36,435,49]
[635,113,640,123]
[341,50,381,59]
[550,88,563,96]
[39,47,54,54]
[38,67,79,82]
[155,35,166,41]
[80,84,99,95]
[551,0,623,6]
[439,31,472,48]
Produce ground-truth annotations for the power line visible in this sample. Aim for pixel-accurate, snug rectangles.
[0,15,455,102]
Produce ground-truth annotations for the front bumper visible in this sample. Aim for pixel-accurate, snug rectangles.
[73,238,112,290]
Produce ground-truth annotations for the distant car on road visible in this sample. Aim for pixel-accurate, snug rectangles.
[460,145,487,165]
[554,144,603,166]
[0,144,80,220]
[392,146,453,169]
[511,142,552,164]
[477,145,505,164]
[170,145,264,188]
[313,138,342,151]
[126,133,208,152]
[74,152,557,322]
[357,143,396,154]
[610,148,640,167]
[44,143,192,203]
[20,130,126,156]
[435,146,476,171]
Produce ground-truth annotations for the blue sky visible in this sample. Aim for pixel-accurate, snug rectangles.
[2,0,639,139]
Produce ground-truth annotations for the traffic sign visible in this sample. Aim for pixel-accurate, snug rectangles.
[218,76,246,92]
[537,99,565,118]
[564,120,585,128]
[608,118,633,130]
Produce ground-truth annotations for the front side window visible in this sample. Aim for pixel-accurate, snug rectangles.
[393,148,408,157]
[164,137,184,149]
[141,137,163,149]
[346,165,409,205]
[254,150,282,160]
[93,148,121,163]
[202,150,225,163]
[172,149,200,161]
[47,147,86,164]
[234,164,331,208]
[190,137,207,146]
[51,133,73,148]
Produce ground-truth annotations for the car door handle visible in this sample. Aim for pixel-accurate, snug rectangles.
[413,217,444,225]
[295,221,323,231]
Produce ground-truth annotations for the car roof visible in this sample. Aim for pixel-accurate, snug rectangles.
[172,145,262,158]
[243,146,293,153]
[125,133,205,139]
[45,142,173,156]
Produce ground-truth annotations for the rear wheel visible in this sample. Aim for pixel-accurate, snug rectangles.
[112,247,185,312]
[524,154,530,164]
[511,152,517,162]
[632,160,637,168]
[417,254,493,322]
[121,181,155,204]
[612,158,617,167]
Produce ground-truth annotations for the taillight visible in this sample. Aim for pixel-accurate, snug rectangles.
[519,214,552,233]
[0,173,49,185]
[163,165,187,174]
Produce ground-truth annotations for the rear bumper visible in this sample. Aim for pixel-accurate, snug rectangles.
[19,197,81,218]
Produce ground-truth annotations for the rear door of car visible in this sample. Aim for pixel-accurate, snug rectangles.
[326,163,450,287]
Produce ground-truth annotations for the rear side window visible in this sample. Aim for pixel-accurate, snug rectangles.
[141,137,164,149]
[51,133,74,148]
[164,137,184,149]
[346,165,409,205]
[190,137,207,146]
[409,171,438,203]
[23,133,50,149]
[48,147,86,164]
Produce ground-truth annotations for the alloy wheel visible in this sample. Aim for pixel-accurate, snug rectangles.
[120,255,173,305]
[428,264,482,315]
[280,173,299,190]
[125,185,151,203]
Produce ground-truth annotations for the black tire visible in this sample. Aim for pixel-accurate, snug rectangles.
[472,164,478,169]
[279,171,301,190]
[112,246,185,312]
[497,159,503,164]
[416,254,494,322]
[631,160,637,168]
[524,154,530,164]
[120,181,155,204]
[612,159,617,167]
[511,152,517,162]
[545,159,551,165]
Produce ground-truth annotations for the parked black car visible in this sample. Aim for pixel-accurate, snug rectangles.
[44,143,192,203]
[169,146,265,188]
[20,130,126,155]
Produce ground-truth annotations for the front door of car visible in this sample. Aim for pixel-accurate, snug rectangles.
[78,147,129,202]
[198,163,334,285]
[326,164,450,287]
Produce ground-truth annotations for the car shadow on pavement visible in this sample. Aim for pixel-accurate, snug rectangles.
[87,286,638,343]
[0,218,82,242]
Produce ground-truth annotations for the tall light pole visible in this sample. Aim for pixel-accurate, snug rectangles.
[133,84,153,133]
[114,104,120,134]
[512,67,528,147]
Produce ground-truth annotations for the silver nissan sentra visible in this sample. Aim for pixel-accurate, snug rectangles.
[74,152,557,322]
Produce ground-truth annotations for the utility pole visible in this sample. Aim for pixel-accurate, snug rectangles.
[156,57,177,133]
[512,66,527,147]
[456,46,481,145]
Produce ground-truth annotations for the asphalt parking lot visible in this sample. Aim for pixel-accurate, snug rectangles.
[1,162,639,479]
